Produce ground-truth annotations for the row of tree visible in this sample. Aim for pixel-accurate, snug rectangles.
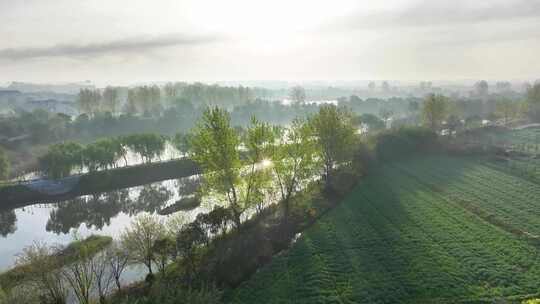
[190,105,357,227]
[419,83,540,133]
[39,134,167,179]
[77,83,272,118]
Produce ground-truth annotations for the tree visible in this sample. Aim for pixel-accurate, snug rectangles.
[310,105,356,188]
[107,241,130,291]
[77,88,101,115]
[271,119,318,219]
[152,237,176,274]
[474,80,489,97]
[408,100,420,115]
[173,133,192,156]
[381,81,391,93]
[122,134,166,163]
[357,113,385,132]
[62,235,95,304]
[446,114,461,135]
[197,206,232,236]
[0,148,9,181]
[495,98,517,125]
[526,83,540,121]
[102,86,120,114]
[121,214,167,275]
[39,142,84,178]
[378,108,393,127]
[241,117,275,214]
[289,86,306,104]
[368,81,376,91]
[190,107,242,228]
[495,81,512,93]
[422,94,448,131]
[176,221,207,282]
[16,242,68,304]
[92,249,115,304]
[191,109,275,229]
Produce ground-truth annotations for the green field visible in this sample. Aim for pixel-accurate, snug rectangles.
[228,156,540,303]
[481,127,540,154]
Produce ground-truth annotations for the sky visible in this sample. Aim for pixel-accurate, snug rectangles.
[0,0,539,86]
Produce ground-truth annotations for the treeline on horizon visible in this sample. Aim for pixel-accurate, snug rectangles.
[1,81,540,179]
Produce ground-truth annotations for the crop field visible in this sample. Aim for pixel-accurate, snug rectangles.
[228,156,540,303]
[480,127,540,154]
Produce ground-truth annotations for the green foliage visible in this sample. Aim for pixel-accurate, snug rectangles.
[0,287,6,304]
[83,138,125,171]
[39,142,84,178]
[173,133,192,155]
[310,105,356,186]
[0,148,9,181]
[190,109,275,228]
[190,107,242,226]
[526,83,540,121]
[120,282,223,304]
[422,93,448,130]
[121,134,167,163]
[356,113,385,132]
[230,156,540,303]
[374,127,437,161]
[271,118,319,218]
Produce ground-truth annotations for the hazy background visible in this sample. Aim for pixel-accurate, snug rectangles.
[1,0,539,85]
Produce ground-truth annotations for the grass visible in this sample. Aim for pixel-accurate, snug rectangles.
[227,155,540,303]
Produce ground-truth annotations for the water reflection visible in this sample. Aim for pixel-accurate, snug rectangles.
[122,184,172,215]
[46,191,129,234]
[0,210,17,237]
[0,176,205,272]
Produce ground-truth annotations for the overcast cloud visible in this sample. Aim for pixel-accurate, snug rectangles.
[0,34,224,60]
[0,0,539,84]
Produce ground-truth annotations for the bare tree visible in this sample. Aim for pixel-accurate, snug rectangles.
[108,241,130,291]
[62,236,95,304]
[15,242,68,304]
[121,214,166,275]
[92,250,115,304]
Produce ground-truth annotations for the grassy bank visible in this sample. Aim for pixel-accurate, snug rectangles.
[0,158,200,210]
[0,235,112,291]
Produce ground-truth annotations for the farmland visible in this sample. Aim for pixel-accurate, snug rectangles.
[228,155,540,303]
[472,127,540,154]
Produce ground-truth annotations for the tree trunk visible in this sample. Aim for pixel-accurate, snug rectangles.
[114,276,122,291]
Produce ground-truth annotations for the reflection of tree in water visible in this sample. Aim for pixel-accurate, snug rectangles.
[46,184,172,235]
[122,184,172,215]
[177,177,201,196]
[0,210,17,237]
[46,190,130,234]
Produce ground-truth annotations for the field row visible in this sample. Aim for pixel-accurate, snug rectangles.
[229,156,540,303]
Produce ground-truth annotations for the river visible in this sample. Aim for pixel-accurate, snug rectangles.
[0,175,213,285]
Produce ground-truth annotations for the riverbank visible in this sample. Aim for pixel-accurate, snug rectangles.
[0,158,200,210]
[0,235,112,292]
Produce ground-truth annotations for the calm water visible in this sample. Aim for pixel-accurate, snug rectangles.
[0,176,210,274]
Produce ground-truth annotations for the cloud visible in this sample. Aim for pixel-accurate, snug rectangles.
[0,33,224,60]
[331,0,540,30]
